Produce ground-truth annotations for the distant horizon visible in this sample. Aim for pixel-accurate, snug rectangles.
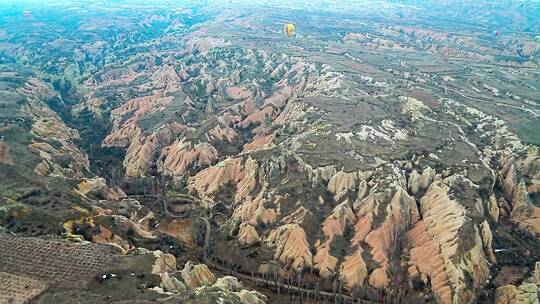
[2,0,540,36]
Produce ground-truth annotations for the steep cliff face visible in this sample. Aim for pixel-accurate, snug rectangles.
[237,222,261,245]
[340,248,369,290]
[188,157,247,198]
[339,186,420,289]
[313,242,339,278]
[327,171,362,201]
[363,188,420,289]
[407,221,453,303]
[122,123,187,177]
[412,180,493,303]
[497,151,540,236]
[266,224,313,271]
[15,79,89,178]
[158,140,218,177]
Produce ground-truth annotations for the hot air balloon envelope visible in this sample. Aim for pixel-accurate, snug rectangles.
[284,23,295,37]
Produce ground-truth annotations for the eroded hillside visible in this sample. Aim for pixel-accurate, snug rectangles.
[0,1,539,303]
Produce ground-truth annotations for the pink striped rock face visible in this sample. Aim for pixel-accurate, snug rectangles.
[1,2,540,303]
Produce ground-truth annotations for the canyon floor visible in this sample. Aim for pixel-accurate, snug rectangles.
[0,1,539,303]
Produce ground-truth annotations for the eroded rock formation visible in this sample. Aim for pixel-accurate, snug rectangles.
[497,151,540,236]
[266,224,312,271]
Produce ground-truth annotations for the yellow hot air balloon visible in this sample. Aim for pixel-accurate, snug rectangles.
[284,23,295,37]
